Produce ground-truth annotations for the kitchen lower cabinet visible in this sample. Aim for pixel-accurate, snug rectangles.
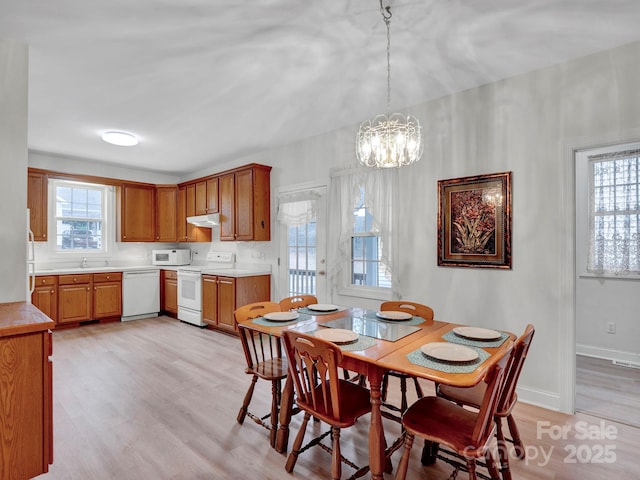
[202,274,270,334]
[31,276,57,323]
[93,272,122,319]
[161,270,178,316]
[57,274,93,324]
[0,302,54,480]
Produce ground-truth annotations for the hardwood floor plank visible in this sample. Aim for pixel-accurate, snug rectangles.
[35,317,640,479]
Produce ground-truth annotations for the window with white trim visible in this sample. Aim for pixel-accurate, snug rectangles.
[52,180,108,252]
[577,142,640,277]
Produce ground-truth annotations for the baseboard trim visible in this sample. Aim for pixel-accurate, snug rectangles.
[516,385,562,412]
[576,344,640,366]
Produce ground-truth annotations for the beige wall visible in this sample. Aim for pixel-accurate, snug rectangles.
[0,38,28,302]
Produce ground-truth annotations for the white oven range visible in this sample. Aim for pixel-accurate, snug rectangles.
[177,251,236,327]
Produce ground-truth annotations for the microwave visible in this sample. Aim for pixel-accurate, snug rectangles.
[152,249,191,266]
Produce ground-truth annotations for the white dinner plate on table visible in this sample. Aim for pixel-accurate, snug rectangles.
[376,310,412,321]
[314,328,359,345]
[420,342,479,362]
[452,326,501,341]
[263,311,300,322]
[307,303,339,312]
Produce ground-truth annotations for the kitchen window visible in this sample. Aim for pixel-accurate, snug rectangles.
[52,179,108,252]
[576,142,640,277]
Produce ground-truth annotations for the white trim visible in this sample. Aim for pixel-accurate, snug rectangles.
[516,386,563,412]
[576,345,640,366]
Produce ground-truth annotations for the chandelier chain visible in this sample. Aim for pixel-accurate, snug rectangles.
[380,0,392,114]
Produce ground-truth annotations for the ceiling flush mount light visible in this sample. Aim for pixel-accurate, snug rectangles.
[101,131,139,147]
[356,0,423,168]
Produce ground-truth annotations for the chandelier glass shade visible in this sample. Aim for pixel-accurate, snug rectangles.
[356,0,423,168]
[356,112,423,168]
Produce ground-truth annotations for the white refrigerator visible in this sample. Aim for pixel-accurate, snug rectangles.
[26,208,36,301]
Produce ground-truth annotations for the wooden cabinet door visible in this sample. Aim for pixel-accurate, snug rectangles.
[201,275,218,326]
[58,275,92,323]
[234,169,254,241]
[119,183,155,242]
[195,181,207,215]
[31,276,57,322]
[219,173,235,241]
[155,186,177,242]
[186,183,196,217]
[161,270,178,315]
[93,273,122,319]
[206,177,219,213]
[216,276,236,332]
[177,186,187,242]
[28,170,48,241]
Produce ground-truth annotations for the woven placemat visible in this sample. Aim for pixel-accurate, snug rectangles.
[442,330,509,348]
[362,311,425,326]
[252,313,312,327]
[310,330,378,351]
[298,306,346,316]
[406,346,490,373]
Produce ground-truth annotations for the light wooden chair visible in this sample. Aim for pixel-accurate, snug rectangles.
[437,324,535,480]
[394,342,514,480]
[379,301,435,416]
[282,330,373,480]
[235,301,287,448]
[279,294,318,311]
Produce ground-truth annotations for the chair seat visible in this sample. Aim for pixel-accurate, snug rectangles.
[246,357,288,381]
[439,383,518,417]
[403,396,496,459]
[297,379,371,429]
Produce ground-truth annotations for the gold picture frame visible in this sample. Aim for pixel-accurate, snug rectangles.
[437,171,512,269]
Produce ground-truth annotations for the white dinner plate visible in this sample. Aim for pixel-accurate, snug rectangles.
[307,303,339,312]
[263,311,300,322]
[376,310,412,321]
[420,342,479,362]
[314,328,359,345]
[453,326,501,341]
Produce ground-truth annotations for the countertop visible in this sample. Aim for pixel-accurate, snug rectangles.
[34,264,271,278]
[0,302,55,337]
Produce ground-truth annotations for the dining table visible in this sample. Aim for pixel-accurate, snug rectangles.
[239,305,515,480]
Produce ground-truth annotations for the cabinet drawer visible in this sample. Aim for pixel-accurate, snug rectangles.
[163,270,177,280]
[35,275,57,286]
[58,274,92,285]
[93,272,122,283]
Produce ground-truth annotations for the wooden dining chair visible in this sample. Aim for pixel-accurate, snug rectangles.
[279,294,318,311]
[282,330,373,480]
[235,301,287,448]
[379,301,435,417]
[436,324,535,480]
[394,342,514,480]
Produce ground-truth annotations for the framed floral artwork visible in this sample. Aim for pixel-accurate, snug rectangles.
[437,171,512,269]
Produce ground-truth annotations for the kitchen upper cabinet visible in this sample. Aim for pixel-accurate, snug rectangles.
[117,183,156,242]
[92,272,122,319]
[219,164,271,241]
[206,177,219,213]
[177,186,188,242]
[161,270,178,316]
[0,303,54,480]
[57,274,92,324]
[155,186,178,242]
[28,170,48,241]
[183,183,212,243]
[31,276,57,323]
[202,274,270,334]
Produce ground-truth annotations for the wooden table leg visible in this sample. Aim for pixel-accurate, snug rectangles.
[275,375,294,453]
[368,367,385,480]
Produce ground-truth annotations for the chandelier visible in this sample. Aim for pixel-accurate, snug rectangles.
[356,0,423,168]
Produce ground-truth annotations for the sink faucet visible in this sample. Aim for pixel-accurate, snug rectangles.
[82,257,87,268]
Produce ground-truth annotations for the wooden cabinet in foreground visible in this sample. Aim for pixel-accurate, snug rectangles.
[202,274,270,334]
[0,302,54,480]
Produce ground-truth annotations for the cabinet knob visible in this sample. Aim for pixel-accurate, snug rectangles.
[41,279,46,284]
[50,290,54,294]
[106,275,110,280]
[87,287,90,291]
[73,278,77,282]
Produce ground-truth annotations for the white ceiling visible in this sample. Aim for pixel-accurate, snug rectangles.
[3,0,640,175]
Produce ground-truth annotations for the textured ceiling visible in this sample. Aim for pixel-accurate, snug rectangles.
[3,0,640,175]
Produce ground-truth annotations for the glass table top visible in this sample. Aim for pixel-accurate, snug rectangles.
[321,315,421,342]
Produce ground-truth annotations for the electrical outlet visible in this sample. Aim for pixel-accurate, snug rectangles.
[607,322,616,334]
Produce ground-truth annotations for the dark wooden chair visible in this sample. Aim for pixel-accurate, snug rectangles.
[282,330,373,480]
[379,301,435,416]
[437,324,535,480]
[279,294,318,311]
[394,342,514,480]
[235,301,287,448]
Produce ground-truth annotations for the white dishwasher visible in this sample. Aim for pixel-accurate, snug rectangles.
[121,270,160,321]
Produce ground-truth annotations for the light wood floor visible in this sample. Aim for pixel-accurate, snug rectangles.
[575,354,640,428]
[36,317,640,480]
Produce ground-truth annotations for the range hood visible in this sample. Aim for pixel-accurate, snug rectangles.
[186,213,220,227]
